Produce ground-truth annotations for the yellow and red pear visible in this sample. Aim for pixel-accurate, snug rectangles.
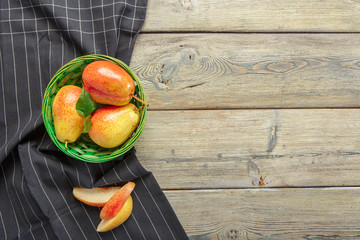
[82,60,144,106]
[88,103,140,149]
[52,85,84,145]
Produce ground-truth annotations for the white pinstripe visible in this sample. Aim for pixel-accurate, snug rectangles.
[0,51,8,153]
[21,174,50,240]
[32,2,43,100]
[116,0,127,49]
[112,0,117,53]
[111,161,123,181]
[114,0,127,53]
[78,0,83,53]
[32,3,48,130]
[140,177,177,240]
[133,190,161,240]
[7,0,21,154]
[101,0,109,55]
[83,162,95,186]
[130,213,146,240]
[98,163,110,185]
[123,159,139,178]
[109,229,119,240]
[67,156,81,186]
[28,140,72,239]
[11,153,35,240]
[0,211,6,240]
[128,0,137,48]
[65,0,77,57]
[50,1,65,64]
[122,224,132,240]
[90,1,97,53]
[1,164,21,239]
[43,141,88,239]
[18,0,33,141]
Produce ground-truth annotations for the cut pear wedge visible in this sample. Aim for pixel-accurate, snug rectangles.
[73,187,121,207]
[97,196,133,232]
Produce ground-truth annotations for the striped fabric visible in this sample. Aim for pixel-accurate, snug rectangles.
[0,0,188,239]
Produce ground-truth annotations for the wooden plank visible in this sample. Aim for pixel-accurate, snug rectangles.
[164,188,360,239]
[130,33,360,109]
[135,109,360,189]
[142,0,360,32]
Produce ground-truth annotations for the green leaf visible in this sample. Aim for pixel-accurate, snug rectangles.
[82,116,92,133]
[94,102,106,111]
[76,87,96,117]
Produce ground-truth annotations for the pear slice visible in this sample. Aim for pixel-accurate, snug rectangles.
[97,196,133,232]
[100,182,135,220]
[73,187,121,207]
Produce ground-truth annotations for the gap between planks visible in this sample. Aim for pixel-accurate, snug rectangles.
[162,186,360,192]
[146,107,360,112]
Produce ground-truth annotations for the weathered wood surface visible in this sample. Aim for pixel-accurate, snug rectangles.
[135,109,360,189]
[133,1,360,238]
[130,34,360,109]
[142,0,360,32]
[164,188,360,239]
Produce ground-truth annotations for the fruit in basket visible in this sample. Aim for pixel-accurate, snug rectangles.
[73,186,121,207]
[82,60,148,106]
[88,103,140,148]
[100,182,136,220]
[97,196,133,232]
[52,85,84,146]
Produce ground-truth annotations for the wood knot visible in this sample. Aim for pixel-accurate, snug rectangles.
[247,160,266,186]
[179,0,193,10]
[227,229,240,239]
[267,62,295,73]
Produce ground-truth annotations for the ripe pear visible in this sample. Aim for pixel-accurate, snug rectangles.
[52,85,84,146]
[88,103,140,148]
[82,61,147,106]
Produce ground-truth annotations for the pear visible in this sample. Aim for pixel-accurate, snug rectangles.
[52,85,84,146]
[82,60,148,106]
[88,103,140,148]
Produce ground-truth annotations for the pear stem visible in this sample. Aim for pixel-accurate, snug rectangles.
[65,141,68,149]
[131,94,149,106]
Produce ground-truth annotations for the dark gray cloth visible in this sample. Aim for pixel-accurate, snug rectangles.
[0,0,188,239]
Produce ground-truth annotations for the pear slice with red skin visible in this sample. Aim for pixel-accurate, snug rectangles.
[100,182,135,220]
[97,196,133,232]
[73,186,121,207]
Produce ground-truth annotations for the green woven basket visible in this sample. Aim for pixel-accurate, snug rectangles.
[42,54,147,163]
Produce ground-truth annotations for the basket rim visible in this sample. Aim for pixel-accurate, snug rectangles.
[42,54,147,163]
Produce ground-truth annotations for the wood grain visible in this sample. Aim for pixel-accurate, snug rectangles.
[135,109,360,189]
[130,33,360,109]
[142,0,360,32]
[164,188,360,239]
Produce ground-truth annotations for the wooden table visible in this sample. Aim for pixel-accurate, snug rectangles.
[132,1,360,239]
